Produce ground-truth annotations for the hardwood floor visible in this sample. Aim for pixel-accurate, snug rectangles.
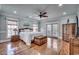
[0,38,60,55]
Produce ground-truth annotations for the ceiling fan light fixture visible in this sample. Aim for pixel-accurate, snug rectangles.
[63,12,67,15]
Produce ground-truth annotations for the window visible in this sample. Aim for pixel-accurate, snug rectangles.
[7,20,18,38]
[33,24,38,32]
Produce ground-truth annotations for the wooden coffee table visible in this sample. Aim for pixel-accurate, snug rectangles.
[33,35,47,46]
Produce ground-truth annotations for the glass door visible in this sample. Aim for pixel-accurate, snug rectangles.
[52,24,58,38]
[46,24,52,37]
[46,23,58,38]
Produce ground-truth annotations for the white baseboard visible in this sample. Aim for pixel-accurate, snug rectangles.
[0,39,11,43]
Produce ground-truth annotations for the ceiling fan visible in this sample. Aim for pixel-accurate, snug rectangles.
[38,11,48,18]
[29,6,49,19]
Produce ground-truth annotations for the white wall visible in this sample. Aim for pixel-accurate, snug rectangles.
[0,15,7,42]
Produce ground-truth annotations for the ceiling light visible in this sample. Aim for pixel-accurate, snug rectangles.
[29,16,32,18]
[13,11,16,14]
[58,4,63,7]
[63,12,67,15]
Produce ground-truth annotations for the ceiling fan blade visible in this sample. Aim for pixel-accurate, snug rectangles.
[42,12,47,15]
[43,15,48,17]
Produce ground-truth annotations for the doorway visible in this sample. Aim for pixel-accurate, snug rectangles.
[46,23,58,38]
[46,24,52,37]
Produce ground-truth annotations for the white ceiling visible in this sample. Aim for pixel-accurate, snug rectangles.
[0,4,78,20]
